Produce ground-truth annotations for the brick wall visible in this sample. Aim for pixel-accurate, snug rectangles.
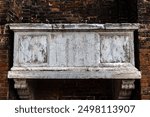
[138,0,150,99]
[8,0,137,23]
[17,0,118,23]
[0,0,21,99]
[0,0,140,100]
[7,0,22,23]
[0,0,9,99]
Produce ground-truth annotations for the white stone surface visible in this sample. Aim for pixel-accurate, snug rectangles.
[8,66,141,79]
[14,32,49,67]
[13,32,134,67]
[8,23,141,79]
[8,23,139,31]
[19,35,47,64]
[49,32,100,67]
[100,35,130,63]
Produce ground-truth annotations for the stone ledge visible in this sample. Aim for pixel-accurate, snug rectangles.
[8,23,139,31]
[8,66,141,79]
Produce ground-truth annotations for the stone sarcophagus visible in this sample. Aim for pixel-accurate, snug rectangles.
[8,23,141,99]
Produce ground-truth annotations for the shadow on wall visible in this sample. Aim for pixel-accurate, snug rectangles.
[33,79,114,100]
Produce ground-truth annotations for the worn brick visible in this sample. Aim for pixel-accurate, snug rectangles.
[141,81,149,87]
[141,95,150,99]
[0,0,9,100]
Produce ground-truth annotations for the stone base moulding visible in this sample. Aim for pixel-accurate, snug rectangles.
[8,23,141,99]
[8,66,141,79]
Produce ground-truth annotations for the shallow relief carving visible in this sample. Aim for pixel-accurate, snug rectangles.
[100,35,130,63]
[18,34,48,66]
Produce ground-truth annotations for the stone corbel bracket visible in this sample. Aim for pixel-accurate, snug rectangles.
[14,79,34,99]
[118,80,135,99]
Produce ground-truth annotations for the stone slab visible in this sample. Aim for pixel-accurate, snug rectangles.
[8,66,141,79]
[8,23,139,31]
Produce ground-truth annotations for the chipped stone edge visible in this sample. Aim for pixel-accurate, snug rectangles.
[7,23,139,31]
[8,65,141,79]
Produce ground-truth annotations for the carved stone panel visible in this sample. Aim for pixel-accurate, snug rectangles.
[15,33,48,66]
[49,32,100,67]
[100,35,130,63]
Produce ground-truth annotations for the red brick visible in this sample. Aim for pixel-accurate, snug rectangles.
[141,95,150,100]
[141,82,149,87]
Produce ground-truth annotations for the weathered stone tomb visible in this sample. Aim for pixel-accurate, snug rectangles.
[8,23,141,99]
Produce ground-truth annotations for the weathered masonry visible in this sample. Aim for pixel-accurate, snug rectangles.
[8,23,141,99]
